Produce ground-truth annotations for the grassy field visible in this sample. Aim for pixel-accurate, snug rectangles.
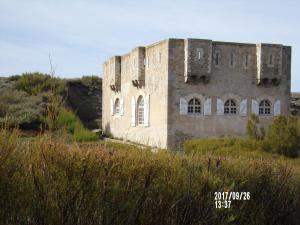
[1,128,300,225]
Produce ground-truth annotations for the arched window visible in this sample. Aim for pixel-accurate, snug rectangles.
[114,98,120,115]
[188,98,201,114]
[224,99,237,114]
[137,96,144,125]
[259,100,271,115]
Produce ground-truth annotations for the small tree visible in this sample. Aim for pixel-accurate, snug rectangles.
[247,114,264,140]
[265,116,300,158]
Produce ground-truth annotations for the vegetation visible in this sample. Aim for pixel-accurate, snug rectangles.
[0,73,101,135]
[0,73,65,129]
[0,127,300,225]
[66,75,102,91]
[246,114,265,140]
[1,73,300,224]
[263,116,300,157]
[186,115,300,158]
[14,72,65,95]
[56,108,98,142]
[0,88,47,129]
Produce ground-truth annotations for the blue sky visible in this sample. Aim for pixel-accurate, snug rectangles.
[0,0,299,91]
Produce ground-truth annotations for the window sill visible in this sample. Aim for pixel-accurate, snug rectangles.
[186,113,203,117]
[258,114,273,117]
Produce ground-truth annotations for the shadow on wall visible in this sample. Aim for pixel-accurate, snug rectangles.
[103,122,111,137]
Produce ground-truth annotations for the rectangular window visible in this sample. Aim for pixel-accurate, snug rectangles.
[269,54,273,65]
[215,52,219,65]
[230,53,234,66]
[198,51,201,61]
[159,52,162,63]
[245,55,249,67]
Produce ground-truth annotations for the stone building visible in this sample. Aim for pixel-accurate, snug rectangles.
[102,38,291,149]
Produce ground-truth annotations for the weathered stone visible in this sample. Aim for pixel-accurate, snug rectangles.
[102,38,292,149]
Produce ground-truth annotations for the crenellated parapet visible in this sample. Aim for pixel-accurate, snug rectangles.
[184,39,212,84]
[131,47,145,88]
[256,44,283,86]
[107,56,121,92]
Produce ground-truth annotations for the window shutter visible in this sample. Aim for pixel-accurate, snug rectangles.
[120,97,124,116]
[204,98,212,115]
[251,99,259,115]
[274,100,281,116]
[240,99,247,116]
[179,97,188,115]
[144,94,150,127]
[131,96,136,126]
[110,99,114,115]
[216,98,224,115]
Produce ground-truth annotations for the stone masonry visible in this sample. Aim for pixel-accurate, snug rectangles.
[102,38,292,149]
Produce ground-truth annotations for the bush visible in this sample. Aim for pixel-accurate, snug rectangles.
[57,108,97,142]
[184,138,263,159]
[57,108,79,133]
[15,72,65,95]
[264,116,300,158]
[0,89,46,129]
[184,138,236,154]
[0,128,300,225]
[247,114,265,140]
[73,124,98,142]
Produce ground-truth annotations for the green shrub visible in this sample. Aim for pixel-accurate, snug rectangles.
[57,108,97,142]
[81,75,102,87]
[184,138,237,154]
[73,124,98,142]
[57,108,79,133]
[0,89,46,129]
[264,116,300,158]
[15,72,65,95]
[247,114,265,140]
[0,128,300,225]
[185,116,300,159]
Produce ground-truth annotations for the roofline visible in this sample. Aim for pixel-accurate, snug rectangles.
[104,38,291,61]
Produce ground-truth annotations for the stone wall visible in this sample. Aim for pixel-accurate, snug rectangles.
[102,38,292,150]
[102,40,169,148]
[167,39,291,149]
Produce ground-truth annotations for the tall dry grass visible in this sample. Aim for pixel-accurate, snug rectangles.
[0,127,300,225]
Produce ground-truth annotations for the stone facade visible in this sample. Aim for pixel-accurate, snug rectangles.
[102,38,292,149]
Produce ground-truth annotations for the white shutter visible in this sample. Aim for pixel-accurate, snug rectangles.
[216,98,224,115]
[131,96,136,126]
[240,99,247,116]
[251,99,259,115]
[144,94,150,127]
[110,99,114,115]
[120,97,124,116]
[274,100,281,116]
[179,97,188,115]
[204,98,212,116]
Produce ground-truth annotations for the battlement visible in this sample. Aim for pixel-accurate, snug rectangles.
[103,38,291,89]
